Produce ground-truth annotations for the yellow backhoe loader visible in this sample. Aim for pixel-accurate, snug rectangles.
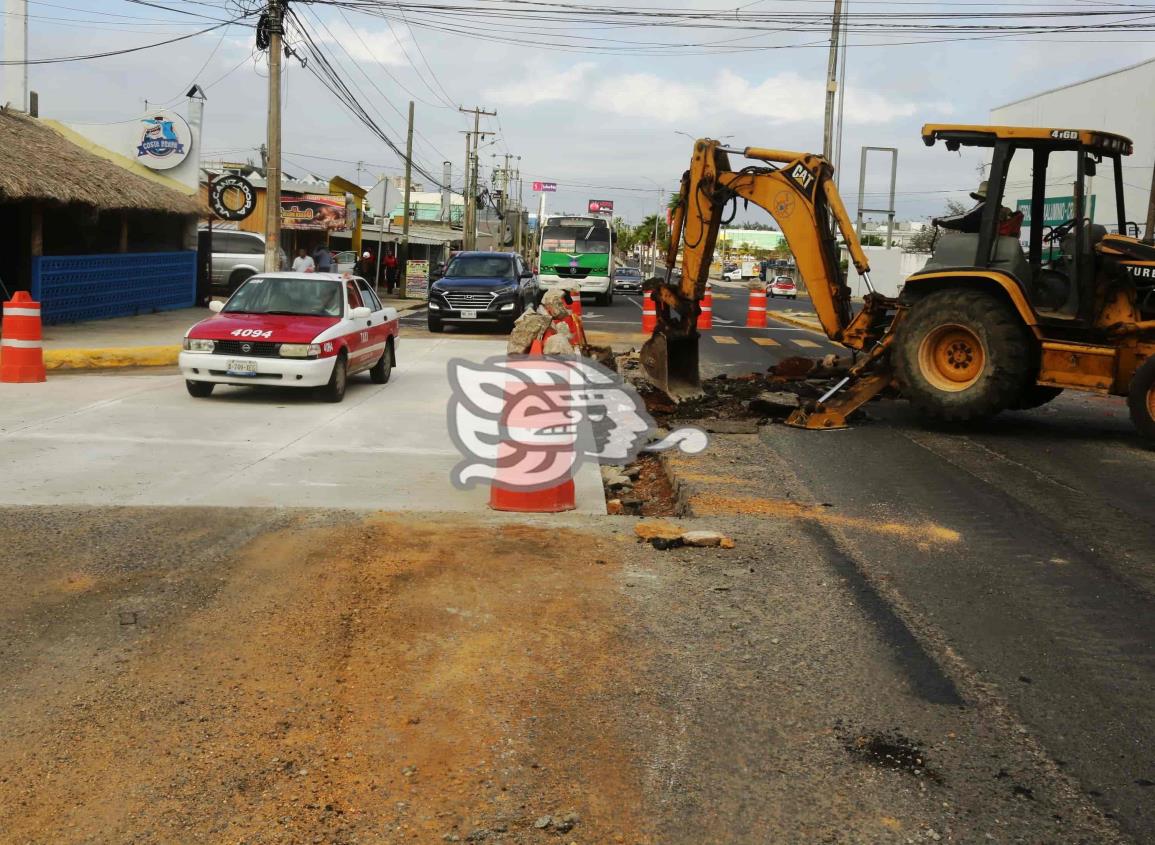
[641,126,1155,441]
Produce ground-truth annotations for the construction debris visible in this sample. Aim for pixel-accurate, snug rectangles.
[633,520,735,550]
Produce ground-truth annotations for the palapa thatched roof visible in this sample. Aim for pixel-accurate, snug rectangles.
[0,108,202,215]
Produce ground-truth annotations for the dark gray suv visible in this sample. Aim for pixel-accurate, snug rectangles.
[427,252,536,333]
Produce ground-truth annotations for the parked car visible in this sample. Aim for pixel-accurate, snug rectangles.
[769,275,798,299]
[427,251,536,333]
[333,250,358,275]
[198,229,287,295]
[180,272,399,403]
[612,266,644,293]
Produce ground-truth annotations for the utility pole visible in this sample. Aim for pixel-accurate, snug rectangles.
[461,132,473,249]
[261,0,285,273]
[652,189,663,277]
[400,100,414,297]
[3,0,29,112]
[822,0,844,162]
[459,106,496,250]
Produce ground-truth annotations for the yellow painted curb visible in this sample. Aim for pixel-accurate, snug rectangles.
[44,345,181,371]
[767,311,824,335]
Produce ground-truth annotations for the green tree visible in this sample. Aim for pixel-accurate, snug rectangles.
[904,200,968,254]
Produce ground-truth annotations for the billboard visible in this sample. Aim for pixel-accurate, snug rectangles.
[532,181,557,192]
[588,199,614,216]
[280,195,347,231]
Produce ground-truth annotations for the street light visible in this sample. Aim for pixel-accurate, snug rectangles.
[637,175,666,277]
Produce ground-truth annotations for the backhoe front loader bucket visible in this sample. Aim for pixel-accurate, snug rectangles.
[640,329,701,400]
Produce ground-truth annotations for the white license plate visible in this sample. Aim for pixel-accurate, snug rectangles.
[226,359,258,375]
[459,309,478,319]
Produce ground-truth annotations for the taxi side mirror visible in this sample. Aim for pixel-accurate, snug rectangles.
[351,306,371,318]
[209,300,224,313]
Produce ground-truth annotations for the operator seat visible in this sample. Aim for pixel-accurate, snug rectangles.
[920,232,1032,289]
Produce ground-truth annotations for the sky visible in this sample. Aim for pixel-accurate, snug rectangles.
[5,0,1155,225]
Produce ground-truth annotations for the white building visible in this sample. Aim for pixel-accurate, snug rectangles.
[990,58,1155,235]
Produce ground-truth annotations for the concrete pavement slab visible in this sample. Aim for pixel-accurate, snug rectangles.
[0,338,605,514]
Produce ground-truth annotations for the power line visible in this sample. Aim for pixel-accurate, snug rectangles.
[0,16,247,65]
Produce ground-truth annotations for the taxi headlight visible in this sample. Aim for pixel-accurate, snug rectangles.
[184,338,215,353]
[279,343,321,358]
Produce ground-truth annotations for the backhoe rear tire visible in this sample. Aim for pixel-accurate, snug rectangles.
[894,288,1033,422]
[1126,355,1155,443]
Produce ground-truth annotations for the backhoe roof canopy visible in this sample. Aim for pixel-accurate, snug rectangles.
[921,124,1133,156]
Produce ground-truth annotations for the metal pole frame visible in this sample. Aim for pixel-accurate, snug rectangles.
[855,146,898,249]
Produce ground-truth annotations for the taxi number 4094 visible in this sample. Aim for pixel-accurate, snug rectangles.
[230,329,273,339]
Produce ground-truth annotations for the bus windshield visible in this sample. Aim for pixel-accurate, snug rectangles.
[541,225,610,255]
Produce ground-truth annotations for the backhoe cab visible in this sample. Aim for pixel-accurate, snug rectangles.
[643,128,1155,441]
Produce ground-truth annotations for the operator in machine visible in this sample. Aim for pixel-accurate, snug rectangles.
[933,181,1023,237]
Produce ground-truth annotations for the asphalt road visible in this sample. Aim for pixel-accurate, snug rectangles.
[754,389,1155,843]
[401,272,840,378]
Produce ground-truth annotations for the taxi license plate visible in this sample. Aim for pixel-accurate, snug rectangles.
[459,309,478,319]
[226,360,258,376]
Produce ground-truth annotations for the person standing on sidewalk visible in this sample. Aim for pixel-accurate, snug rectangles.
[384,251,398,295]
[292,248,315,273]
[313,243,333,273]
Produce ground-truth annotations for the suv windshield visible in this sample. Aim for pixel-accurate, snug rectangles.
[446,255,515,278]
[224,276,343,317]
[615,268,641,277]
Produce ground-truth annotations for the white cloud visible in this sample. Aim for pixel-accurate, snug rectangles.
[311,19,411,67]
[490,62,944,127]
[485,62,597,105]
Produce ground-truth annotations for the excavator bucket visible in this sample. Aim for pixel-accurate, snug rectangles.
[640,329,701,400]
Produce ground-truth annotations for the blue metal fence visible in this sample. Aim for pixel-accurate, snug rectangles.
[31,252,196,324]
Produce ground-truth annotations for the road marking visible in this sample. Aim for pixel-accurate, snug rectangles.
[712,317,736,325]
[793,339,821,348]
[712,335,739,345]
[752,337,780,347]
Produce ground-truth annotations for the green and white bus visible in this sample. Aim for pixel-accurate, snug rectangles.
[537,215,616,305]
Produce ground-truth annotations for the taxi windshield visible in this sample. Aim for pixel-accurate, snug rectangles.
[224,277,343,317]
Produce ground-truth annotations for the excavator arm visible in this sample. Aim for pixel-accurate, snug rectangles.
[641,139,901,427]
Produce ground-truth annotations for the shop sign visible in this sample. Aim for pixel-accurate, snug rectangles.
[406,260,429,299]
[587,199,614,216]
[532,181,557,192]
[135,111,191,171]
[209,174,256,221]
[280,195,347,230]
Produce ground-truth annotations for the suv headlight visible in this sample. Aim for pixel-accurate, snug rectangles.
[493,285,518,296]
[279,343,321,358]
[183,338,215,353]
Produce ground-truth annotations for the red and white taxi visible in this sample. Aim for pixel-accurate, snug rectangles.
[768,275,798,299]
[180,272,399,402]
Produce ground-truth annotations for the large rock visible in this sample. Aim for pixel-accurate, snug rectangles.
[540,288,571,319]
[506,310,552,354]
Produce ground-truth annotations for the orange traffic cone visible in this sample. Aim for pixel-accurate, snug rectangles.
[697,282,713,330]
[746,284,767,328]
[642,294,658,333]
[567,288,583,317]
[1,291,47,383]
[488,347,576,514]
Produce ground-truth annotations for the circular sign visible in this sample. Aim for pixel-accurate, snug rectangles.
[135,110,192,171]
[209,174,256,221]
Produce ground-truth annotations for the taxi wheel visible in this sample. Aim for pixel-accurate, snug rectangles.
[186,380,214,398]
[370,340,393,384]
[319,354,347,403]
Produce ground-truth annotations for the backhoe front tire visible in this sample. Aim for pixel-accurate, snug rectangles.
[1127,355,1155,443]
[894,289,1033,422]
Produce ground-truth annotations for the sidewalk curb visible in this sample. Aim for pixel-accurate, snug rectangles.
[44,345,181,371]
[767,311,824,334]
[34,301,426,371]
